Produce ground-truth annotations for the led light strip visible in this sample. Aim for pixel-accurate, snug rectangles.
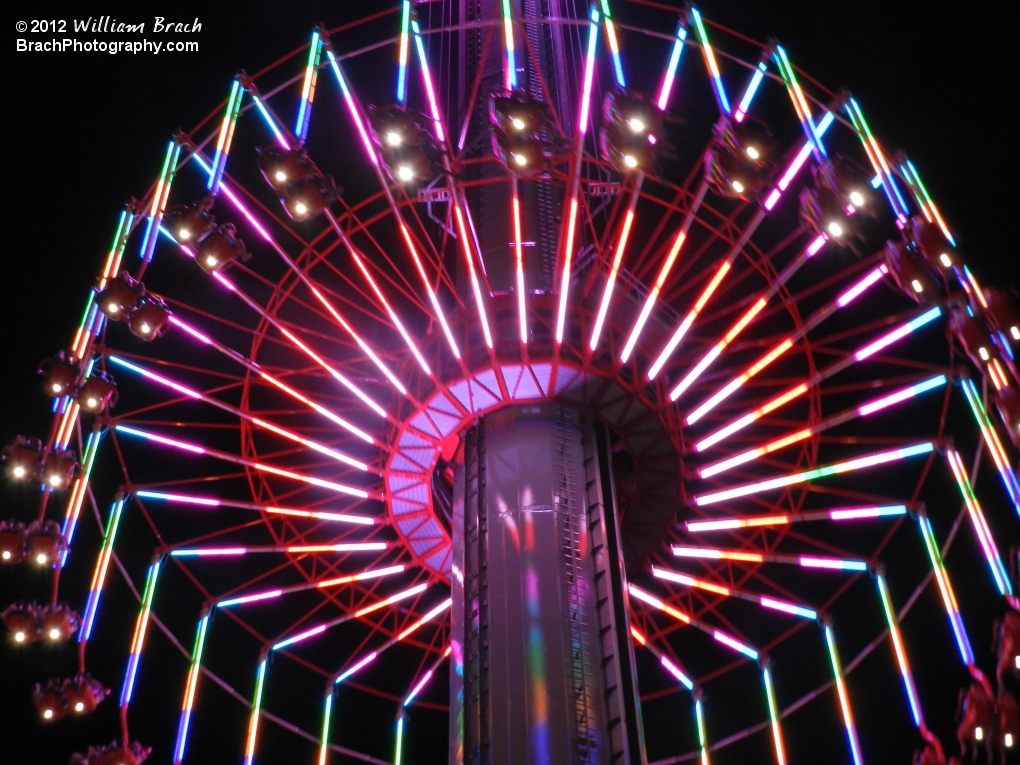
[690,7,729,115]
[599,0,625,87]
[697,375,946,479]
[656,23,687,110]
[961,378,1020,515]
[672,545,868,571]
[696,306,943,452]
[555,7,599,345]
[763,666,787,765]
[824,625,864,765]
[173,612,209,764]
[946,449,1012,596]
[80,498,126,642]
[591,196,640,351]
[875,574,923,729]
[396,1,411,103]
[243,658,268,765]
[119,559,162,708]
[773,45,824,158]
[295,30,322,143]
[685,505,907,533]
[140,140,181,262]
[115,425,373,500]
[133,490,376,525]
[59,428,103,563]
[207,79,243,196]
[917,514,974,665]
[170,543,387,558]
[652,566,817,619]
[694,442,933,506]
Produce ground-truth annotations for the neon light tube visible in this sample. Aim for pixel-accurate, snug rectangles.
[690,7,730,115]
[713,630,758,659]
[697,308,942,452]
[243,658,268,765]
[60,428,103,562]
[629,585,758,659]
[763,667,787,765]
[630,626,694,690]
[698,375,946,478]
[170,543,386,558]
[394,715,404,765]
[669,296,767,401]
[318,693,332,765]
[854,307,942,360]
[696,698,709,765]
[661,656,694,688]
[961,378,1020,515]
[133,490,376,524]
[295,31,322,143]
[218,591,283,608]
[621,183,707,363]
[652,566,817,619]
[905,159,955,245]
[141,140,180,262]
[554,8,599,344]
[824,625,864,765]
[80,498,126,642]
[917,515,974,665]
[405,671,435,707]
[354,582,429,618]
[99,208,132,288]
[251,95,290,149]
[107,356,371,469]
[599,0,625,87]
[397,598,452,640]
[412,21,445,142]
[591,204,638,351]
[656,25,687,110]
[397,222,462,359]
[173,613,209,763]
[120,559,162,707]
[397,1,411,103]
[513,190,527,345]
[208,79,243,195]
[673,545,868,571]
[217,566,406,611]
[846,98,907,221]
[501,0,516,89]
[273,624,327,651]
[735,62,766,123]
[774,45,823,158]
[115,425,372,499]
[875,574,923,728]
[687,505,906,532]
[946,449,1012,596]
[695,442,933,505]
[336,651,379,684]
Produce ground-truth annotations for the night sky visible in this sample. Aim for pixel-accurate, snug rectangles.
[4,1,1015,763]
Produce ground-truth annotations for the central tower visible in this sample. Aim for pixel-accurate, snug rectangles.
[449,406,645,764]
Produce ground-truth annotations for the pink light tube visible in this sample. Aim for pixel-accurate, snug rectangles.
[695,442,933,506]
[513,190,528,345]
[134,490,375,524]
[591,202,639,351]
[166,314,377,442]
[946,449,1012,596]
[656,24,687,110]
[108,355,371,471]
[652,566,817,619]
[556,196,580,344]
[355,582,429,618]
[854,306,942,361]
[630,627,694,690]
[170,543,386,557]
[398,221,462,359]
[685,505,907,533]
[115,426,373,499]
[673,545,867,571]
[621,183,708,363]
[403,646,450,706]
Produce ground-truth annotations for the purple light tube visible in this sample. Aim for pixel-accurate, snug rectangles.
[80,498,126,642]
[107,356,371,470]
[961,378,1020,516]
[115,425,373,499]
[120,559,163,708]
[685,505,907,533]
[855,306,942,361]
[133,490,376,525]
[694,442,933,506]
[170,543,387,558]
[656,24,688,110]
[946,449,1012,596]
